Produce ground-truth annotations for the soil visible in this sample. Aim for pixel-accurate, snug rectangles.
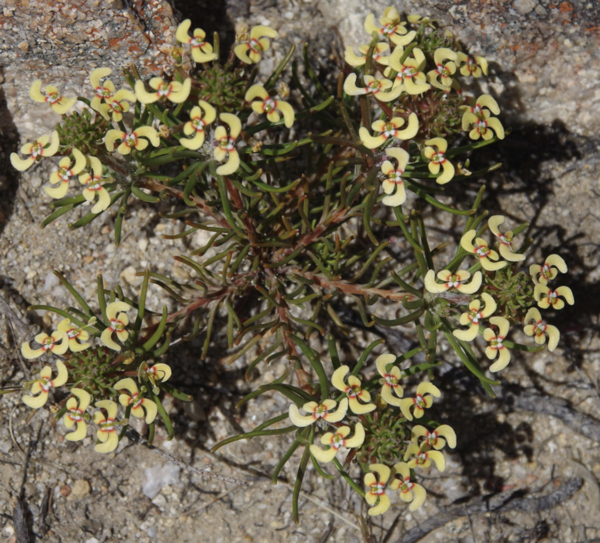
[1,1,600,542]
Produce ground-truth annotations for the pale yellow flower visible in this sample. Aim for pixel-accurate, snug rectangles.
[387,46,430,95]
[423,137,455,184]
[399,382,441,421]
[404,442,445,471]
[176,19,217,62]
[523,308,560,351]
[234,25,278,64]
[64,389,91,441]
[488,215,525,262]
[10,132,60,171]
[380,147,409,207]
[359,114,419,149]
[93,400,120,453]
[180,100,216,150]
[390,462,427,511]
[245,84,295,128]
[30,80,76,115]
[483,316,511,372]
[79,156,111,214]
[460,230,507,271]
[364,11,416,46]
[214,113,242,176]
[309,423,364,463]
[424,269,482,294]
[100,301,131,351]
[343,74,402,102]
[453,292,497,342]
[115,378,157,424]
[375,353,404,406]
[332,365,376,414]
[135,77,191,104]
[427,48,457,90]
[105,126,160,155]
[22,360,68,409]
[364,464,392,516]
[289,398,348,427]
[45,148,86,199]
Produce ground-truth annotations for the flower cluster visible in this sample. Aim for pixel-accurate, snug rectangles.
[19,301,172,453]
[344,7,504,205]
[287,353,453,515]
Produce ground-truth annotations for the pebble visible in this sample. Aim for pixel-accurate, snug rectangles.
[512,0,537,15]
[142,463,180,499]
[71,479,91,498]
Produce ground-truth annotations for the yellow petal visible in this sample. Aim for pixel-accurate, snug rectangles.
[216,150,240,176]
[90,67,112,89]
[115,377,138,395]
[288,404,315,427]
[23,391,49,409]
[104,130,125,152]
[331,365,349,392]
[176,19,192,43]
[30,79,46,102]
[134,80,159,104]
[141,399,157,424]
[310,444,338,463]
[66,421,87,441]
[95,431,119,453]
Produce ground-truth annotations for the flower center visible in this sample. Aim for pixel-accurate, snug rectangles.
[400,66,417,79]
[331,434,344,449]
[97,86,114,100]
[99,418,117,432]
[475,245,490,257]
[69,409,83,422]
[436,64,450,76]
[469,310,482,324]
[382,23,395,36]
[534,321,546,335]
[191,118,205,131]
[124,134,138,148]
[219,137,236,151]
[387,170,403,183]
[42,336,56,351]
[46,92,61,105]
[400,479,414,492]
[370,482,385,496]
[249,38,263,53]
[384,374,399,387]
[109,101,124,113]
[447,275,460,288]
[414,393,426,409]
[490,336,504,349]
[110,318,125,332]
[346,385,362,399]
[190,37,206,47]
[157,83,171,97]
[431,152,445,164]
[263,98,276,113]
[31,142,42,158]
[313,404,329,419]
[40,377,52,392]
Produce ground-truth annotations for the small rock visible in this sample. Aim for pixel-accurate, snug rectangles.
[71,479,91,498]
[513,0,536,15]
[119,265,141,286]
[59,484,71,497]
[29,175,42,188]
[43,272,59,292]
[17,40,29,52]
[142,463,180,499]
